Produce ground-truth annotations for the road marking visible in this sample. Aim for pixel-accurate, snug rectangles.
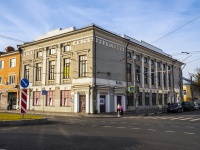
[101,121,105,122]
[148,129,156,131]
[179,118,192,120]
[131,123,139,124]
[186,126,194,128]
[91,125,98,126]
[169,117,184,120]
[165,131,175,133]
[171,125,179,127]
[190,118,200,122]
[104,126,111,127]
[117,127,125,128]
[80,124,86,125]
[184,132,195,135]
[132,128,140,130]
[111,122,116,123]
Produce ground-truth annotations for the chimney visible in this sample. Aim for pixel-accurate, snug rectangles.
[6,46,15,52]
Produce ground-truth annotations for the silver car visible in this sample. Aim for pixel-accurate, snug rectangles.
[194,103,199,110]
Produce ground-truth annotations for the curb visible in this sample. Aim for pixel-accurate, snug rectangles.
[0,118,48,127]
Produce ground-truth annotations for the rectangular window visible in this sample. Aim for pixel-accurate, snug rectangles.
[164,94,168,105]
[163,64,166,69]
[33,91,40,106]
[144,67,148,84]
[127,63,132,82]
[151,60,154,66]
[127,52,131,58]
[36,63,42,81]
[0,60,4,69]
[10,58,16,68]
[79,55,87,77]
[46,91,55,106]
[136,55,140,61]
[49,61,55,80]
[138,92,142,106]
[9,75,15,84]
[163,73,166,86]
[145,93,149,105]
[64,45,71,52]
[24,65,29,80]
[49,48,55,55]
[168,65,171,70]
[151,69,154,85]
[144,57,148,63]
[158,72,161,86]
[63,58,70,79]
[158,94,162,105]
[0,76,3,84]
[136,65,140,83]
[157,62,160,68]
[37,51,42,57]
[61,90,71,106]
[169,74,171,87]
[127,93,134,106]
[152,93,156,105]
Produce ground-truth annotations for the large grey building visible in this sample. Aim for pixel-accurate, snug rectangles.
[19,24,183,113]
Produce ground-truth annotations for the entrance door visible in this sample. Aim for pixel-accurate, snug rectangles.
[117,96,121,105]
[79,95,86,113]
[100,95,106,112]
[8,92,17,110]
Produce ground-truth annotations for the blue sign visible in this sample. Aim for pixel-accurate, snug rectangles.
[42,90,46,95]
[20,78,29,88]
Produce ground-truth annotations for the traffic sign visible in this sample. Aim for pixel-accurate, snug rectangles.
[42,90,46,95]
[21,89,27,114]
[20,78,29,88]
[128,86,135,93]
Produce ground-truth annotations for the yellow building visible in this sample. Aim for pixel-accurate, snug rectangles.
[0,47,20,109]
[182,77,200,103]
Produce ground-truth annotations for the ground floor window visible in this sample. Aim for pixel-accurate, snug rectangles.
[33,91,41,106]
[138,92,142,106]
[61,90,71,107]
[46,91,55,106]
[145,93,149,105]
[152,93,156,105]
[127,93,134,106]
[164,94,168,105]
[158,94,162,105]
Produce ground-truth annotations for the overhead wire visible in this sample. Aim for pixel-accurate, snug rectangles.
[151,15,200,44]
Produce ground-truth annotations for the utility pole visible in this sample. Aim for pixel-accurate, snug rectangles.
[190,75,194,103]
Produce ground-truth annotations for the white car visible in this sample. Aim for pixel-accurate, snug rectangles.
[194,103,199,110]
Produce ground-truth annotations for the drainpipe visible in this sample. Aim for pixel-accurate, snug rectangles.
[92,25,97,114]
[125,40,130,108]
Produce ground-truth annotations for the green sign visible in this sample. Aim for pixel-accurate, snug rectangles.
[128,86,135,93]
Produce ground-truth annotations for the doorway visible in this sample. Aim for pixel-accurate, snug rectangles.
[79,95,86,113]
[100,95,106,112]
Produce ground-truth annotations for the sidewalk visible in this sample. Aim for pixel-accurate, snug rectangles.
[0,109,166,118]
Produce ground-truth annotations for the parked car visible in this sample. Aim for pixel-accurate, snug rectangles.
[181,102,194,111]
[194,103,200,110]
[167,103,183,113]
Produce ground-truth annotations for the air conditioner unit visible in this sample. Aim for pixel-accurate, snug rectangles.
[13,84,17,88]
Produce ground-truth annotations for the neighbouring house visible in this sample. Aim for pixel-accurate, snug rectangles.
[0,46,20,110]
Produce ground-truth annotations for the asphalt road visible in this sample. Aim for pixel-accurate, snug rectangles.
[0,110,200,150]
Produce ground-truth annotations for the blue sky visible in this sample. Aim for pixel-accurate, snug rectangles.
[0,0,200,78]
